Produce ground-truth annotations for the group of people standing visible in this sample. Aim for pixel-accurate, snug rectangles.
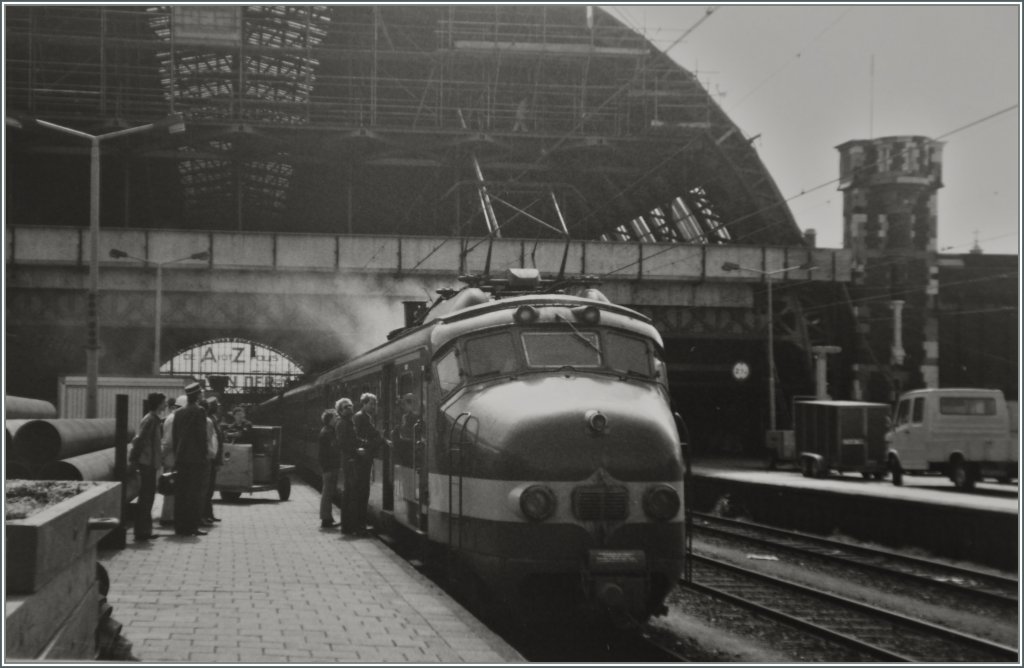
[317,392,390,536]
[129,382,247,540]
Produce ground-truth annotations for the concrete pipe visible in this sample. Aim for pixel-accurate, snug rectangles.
[5,396,58,420]
[11,419,134,465]
[38,448,140,501]
[5,459,36,481]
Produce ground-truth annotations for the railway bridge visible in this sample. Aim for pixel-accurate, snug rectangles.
[6,225,853,451]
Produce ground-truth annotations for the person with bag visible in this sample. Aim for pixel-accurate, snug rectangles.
[159,394,186,527]
[129,393,167,541]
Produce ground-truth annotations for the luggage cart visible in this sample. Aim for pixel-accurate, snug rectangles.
[216,425,295,501]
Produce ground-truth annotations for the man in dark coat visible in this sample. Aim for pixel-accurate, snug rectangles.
[171,383,210,537]
[318,408,341,528]
[347,393,387,536]
[129,392,167,541]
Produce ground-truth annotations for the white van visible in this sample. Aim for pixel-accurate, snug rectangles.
[886,388,1019,490]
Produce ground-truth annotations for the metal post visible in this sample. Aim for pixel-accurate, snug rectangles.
[87,138,101,418]
[767,275,776,432]
[154,263,163,375]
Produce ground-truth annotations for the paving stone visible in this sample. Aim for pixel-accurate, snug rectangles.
[98,480,522,662]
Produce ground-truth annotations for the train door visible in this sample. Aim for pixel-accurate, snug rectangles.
[381,364,395,512]
[391,353,426,531]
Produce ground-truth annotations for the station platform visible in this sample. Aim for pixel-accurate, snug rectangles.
[97,480,523,663]
[688,456,1018,571]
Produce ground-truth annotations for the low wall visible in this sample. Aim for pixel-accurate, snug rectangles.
[690,475,1017,571]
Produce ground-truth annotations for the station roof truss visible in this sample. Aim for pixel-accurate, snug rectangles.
[6,5,804,247]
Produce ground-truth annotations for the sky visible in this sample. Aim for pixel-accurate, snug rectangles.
[610,3,1021,255]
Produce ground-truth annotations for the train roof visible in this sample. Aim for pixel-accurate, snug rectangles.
[283,282,660,396]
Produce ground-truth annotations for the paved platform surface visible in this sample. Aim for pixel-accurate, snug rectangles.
[692,457,1019,515]
[97,479,523,663]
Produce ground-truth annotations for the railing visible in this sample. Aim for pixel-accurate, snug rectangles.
[5,226,852,284]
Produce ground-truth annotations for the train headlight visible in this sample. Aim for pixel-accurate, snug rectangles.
[515,305,540,324]
[515,484,557,522]
[585,409,609,433]
[642,485,681,521]
[572,305,601,324]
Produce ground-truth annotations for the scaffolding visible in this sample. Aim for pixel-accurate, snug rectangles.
[5,5,802,245]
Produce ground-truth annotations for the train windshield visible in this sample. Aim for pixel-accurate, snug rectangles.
[522,331,601,367]
[605,332,651,376]
[464,331,518,376]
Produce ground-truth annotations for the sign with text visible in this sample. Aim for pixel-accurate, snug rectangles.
[161,338,304,394]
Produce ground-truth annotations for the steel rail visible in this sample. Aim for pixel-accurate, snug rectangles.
[692,512,1019,604]
[687,554,1019,662]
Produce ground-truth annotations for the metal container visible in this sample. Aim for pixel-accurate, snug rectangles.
[57,375,189,419]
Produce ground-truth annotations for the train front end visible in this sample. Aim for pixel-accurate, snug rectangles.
[429,294,686,625]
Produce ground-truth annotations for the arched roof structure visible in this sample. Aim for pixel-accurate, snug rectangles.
[6,5,804,246]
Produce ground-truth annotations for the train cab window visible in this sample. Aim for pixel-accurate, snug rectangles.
[464,332,518,376]
[522,331,601,368]
[653,351,669,390]
[606,332,651,377]
[435,349,462,394]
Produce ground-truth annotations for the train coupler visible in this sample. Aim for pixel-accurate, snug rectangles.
[584,549,649,625]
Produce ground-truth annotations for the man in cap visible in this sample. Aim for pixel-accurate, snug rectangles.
[166,382,210,536]
[129,392,167,541]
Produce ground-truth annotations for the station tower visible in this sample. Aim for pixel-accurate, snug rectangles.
[836,136,944,401]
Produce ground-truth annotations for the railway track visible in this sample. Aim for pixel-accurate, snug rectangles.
[692,512,1019,606]
[685,555,1019,662]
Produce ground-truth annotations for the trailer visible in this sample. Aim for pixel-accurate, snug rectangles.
[795,400,890,479]
[216,425,294,501]
[57,376,192,419]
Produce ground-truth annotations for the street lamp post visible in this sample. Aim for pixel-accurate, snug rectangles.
[722,261,817,432]
[110,249,210,375]
[9,114,185,417]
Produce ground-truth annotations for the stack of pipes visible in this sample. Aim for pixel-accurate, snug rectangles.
[5,396,139,499]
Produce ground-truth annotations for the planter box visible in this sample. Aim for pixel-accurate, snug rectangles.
[6,480,121,594]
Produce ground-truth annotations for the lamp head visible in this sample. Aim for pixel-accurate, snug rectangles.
[190,251,210,261]
[109,249,129,259]
[160,112,186,135]
[721,262,741,272]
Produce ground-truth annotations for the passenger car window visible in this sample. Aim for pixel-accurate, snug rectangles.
[434,349,461,394]
[939,397,996,416]
[522,331,601,367]
[464,332,517,376]
[606,332,651,376]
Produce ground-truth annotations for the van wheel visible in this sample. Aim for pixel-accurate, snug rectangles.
[220,491,242,502]
[950,460,975,491]
[800,459,813,478]
[277,476,291,501]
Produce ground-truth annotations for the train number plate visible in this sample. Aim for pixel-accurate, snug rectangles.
[587,549,646,573]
